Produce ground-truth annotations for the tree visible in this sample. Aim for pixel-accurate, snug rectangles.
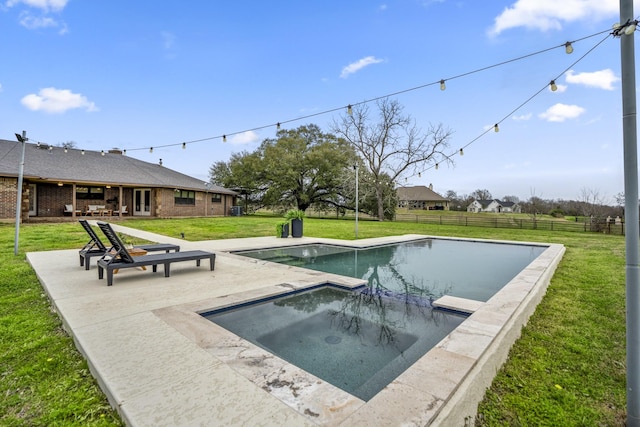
[471,189,492,201]
[210,150,266,213]
[210,125,358,212]
[502,195,520,203]
[332,98,453,221]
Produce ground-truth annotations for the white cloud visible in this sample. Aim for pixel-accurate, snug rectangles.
[488,0,618,35]
[230,131,259,145]
[6,0,68,12]
[565,69,620,90]
[539,103,585,122]
[21,87,98,113]
[340,56,384,78]
[512,113,532,121]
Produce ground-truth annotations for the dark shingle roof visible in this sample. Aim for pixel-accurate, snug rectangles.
[0,139,235,194]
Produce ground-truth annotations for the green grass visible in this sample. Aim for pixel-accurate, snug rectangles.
[0,216,627,426]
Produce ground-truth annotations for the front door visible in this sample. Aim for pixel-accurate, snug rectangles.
[134,188,151,216]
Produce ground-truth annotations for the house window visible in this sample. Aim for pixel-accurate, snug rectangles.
[76,186,104,200]
[175,190,195,205]
[211,193,222,203]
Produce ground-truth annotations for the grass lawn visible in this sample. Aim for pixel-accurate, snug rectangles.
[0,216,627,426]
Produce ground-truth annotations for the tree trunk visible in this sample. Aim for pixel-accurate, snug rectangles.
[376,184,385,221]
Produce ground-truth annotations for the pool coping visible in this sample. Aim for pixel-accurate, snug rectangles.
[27,225,565,426]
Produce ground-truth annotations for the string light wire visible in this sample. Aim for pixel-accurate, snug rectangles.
[411,30,614,179]
[28,27,615,158]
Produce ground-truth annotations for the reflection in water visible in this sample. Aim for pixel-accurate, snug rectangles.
[207,286,465,400]
[235,239,546,302]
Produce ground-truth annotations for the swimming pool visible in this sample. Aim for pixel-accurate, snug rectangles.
[203,284,466,401]
[234,238,548,302]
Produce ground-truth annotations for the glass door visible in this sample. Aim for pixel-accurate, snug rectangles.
[134,189,151,216]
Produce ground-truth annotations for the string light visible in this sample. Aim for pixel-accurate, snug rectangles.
[223,135,227,143]
[564,41,574,54]
[418,172,421,178]
[28,27,614,158]
[81,150,85,155]
[182,142,186,149]
[494,124,500,133]
[149,147,153,153]
[459,148,464,156]
[435,163,439,170]
[123,149,126,155]
[101,150,105,156]
[64,147,68,153]
[550,80,558,91]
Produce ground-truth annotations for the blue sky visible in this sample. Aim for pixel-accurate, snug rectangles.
[1,0,636,202]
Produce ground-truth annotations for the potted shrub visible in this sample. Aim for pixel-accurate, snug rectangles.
[276,221,289,238]
[285,209,305,238]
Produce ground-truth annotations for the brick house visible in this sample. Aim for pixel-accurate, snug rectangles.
[0,139,237,221]
[397,185,450,210]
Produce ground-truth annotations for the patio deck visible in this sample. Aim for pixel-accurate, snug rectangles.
[26,222,564,426]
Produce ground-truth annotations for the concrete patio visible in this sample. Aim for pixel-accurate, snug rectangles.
[26,222,564,426]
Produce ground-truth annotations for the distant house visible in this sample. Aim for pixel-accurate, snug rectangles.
[467,199,521,213]
[397,185,449,210]
[0,139,237,221]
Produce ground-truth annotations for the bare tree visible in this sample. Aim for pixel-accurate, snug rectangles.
[332,98,453,220]
[579,187,608,219]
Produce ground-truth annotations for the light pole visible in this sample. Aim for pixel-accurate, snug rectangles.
[14,131,27,255]
[618,2,640,425]
[354,164,359,238]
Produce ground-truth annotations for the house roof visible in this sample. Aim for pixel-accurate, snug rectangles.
[473,199,519,208]
[396,185,448,202]
[0,139,235,194]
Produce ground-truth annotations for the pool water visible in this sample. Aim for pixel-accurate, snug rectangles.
[203,285,465,401]
[235,238,547,302]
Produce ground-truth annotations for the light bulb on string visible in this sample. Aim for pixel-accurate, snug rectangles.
[550,80,558,91]
[81,149,85,155]
[276,122,281,130]
[123,149,127,155]
[149,147,153,153]
[439,80,446,91]
[64,147,68,153]
[101,150,105,156]
[182,142,186,149]
[494,124,499,133]
[347,105,352,115]
[223,135,227,143]
[459,148,464,156]
[564,41,573,54]
[435,163,439,170]
[418,172,421,178]
[625,21,637,35]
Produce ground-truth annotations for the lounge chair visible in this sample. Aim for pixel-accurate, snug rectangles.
[78,219,181,270]
[96,221,215,286]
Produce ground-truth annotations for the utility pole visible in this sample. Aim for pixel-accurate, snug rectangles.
[619,0,640,425]
[14,131,27,255]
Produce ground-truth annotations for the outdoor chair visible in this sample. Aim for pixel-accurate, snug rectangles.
[96,221,215,286]
[64,204,82,216]
[112,205,128,215]
[78,219,181,270]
